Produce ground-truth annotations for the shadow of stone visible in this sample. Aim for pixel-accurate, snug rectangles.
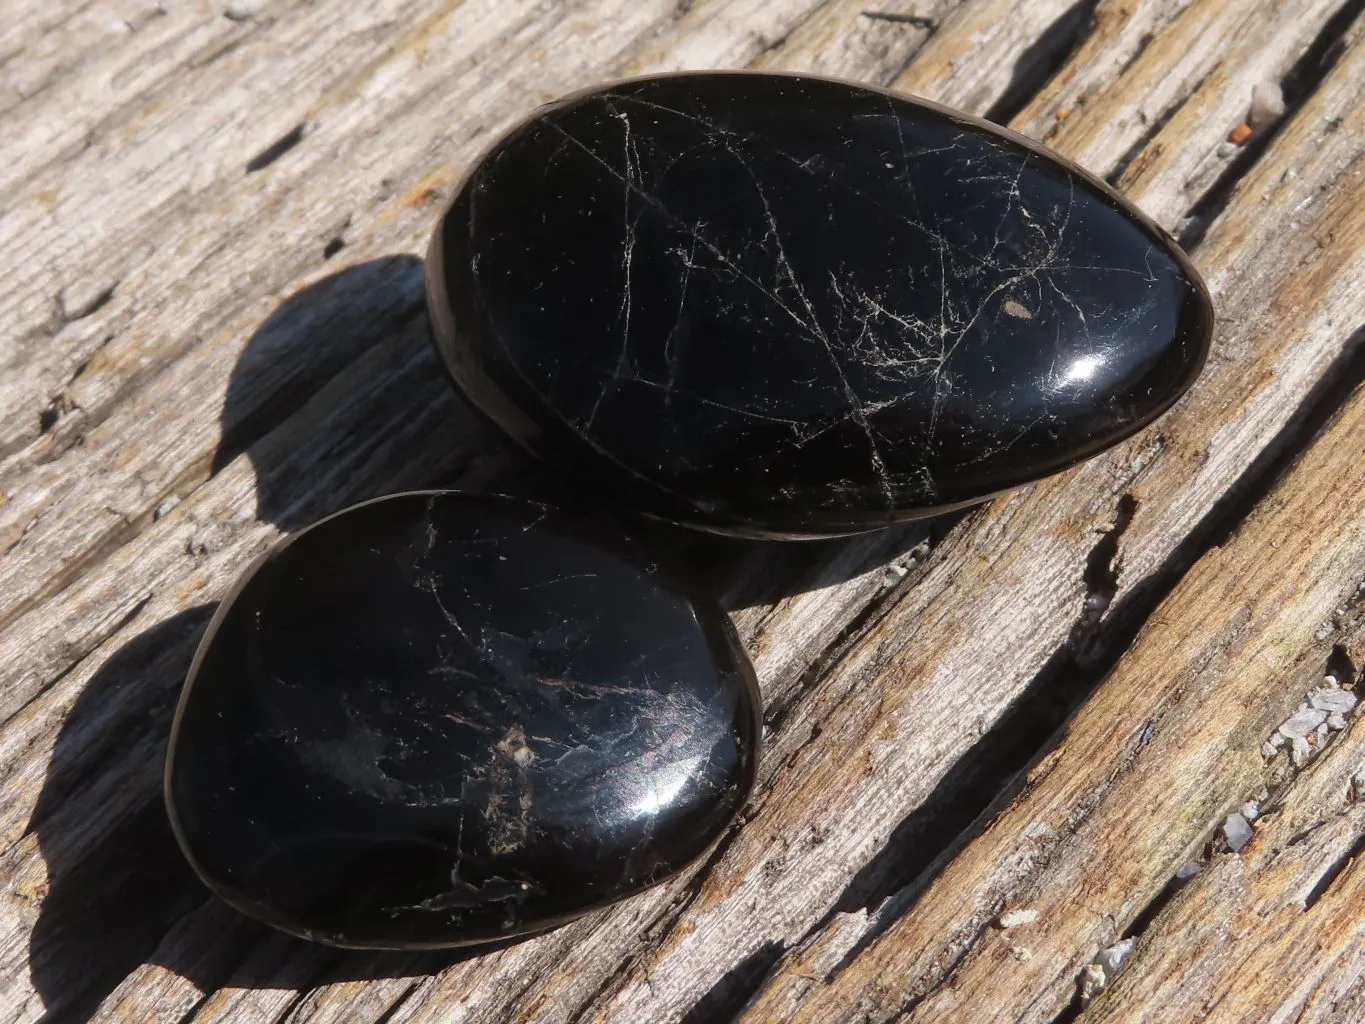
[26,257,949,1018]
[982,0,1101,126]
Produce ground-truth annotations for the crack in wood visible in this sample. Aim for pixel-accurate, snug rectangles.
[245,121,307,174]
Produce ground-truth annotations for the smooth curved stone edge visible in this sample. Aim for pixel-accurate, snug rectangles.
[165,491,760,949]
[428,71,1215,538]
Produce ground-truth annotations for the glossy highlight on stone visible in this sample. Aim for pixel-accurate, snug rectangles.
[165,492,760,948]
[428,72,1214,537]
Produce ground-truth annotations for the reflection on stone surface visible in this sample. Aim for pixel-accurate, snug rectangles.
[429,72,1214,537]
[166,492,759,948]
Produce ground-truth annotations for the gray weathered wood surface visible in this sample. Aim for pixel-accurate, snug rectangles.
[2,0,1365,1021]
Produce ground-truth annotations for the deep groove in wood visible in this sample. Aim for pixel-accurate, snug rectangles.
[753,323,1365,1013]
[244,121,307,174]
[1105,69,1215,189]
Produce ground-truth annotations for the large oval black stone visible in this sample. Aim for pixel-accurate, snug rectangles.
[165,493,759,948]
[428,72,1214,537]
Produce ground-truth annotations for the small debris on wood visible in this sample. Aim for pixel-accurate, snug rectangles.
[1175,862,1203,881]
[1227,123,1254,146]
[1352,767,1365,802]
[1078,963,1107,1004]
[1309,688,1356,713]
[1078,938,1138,1005]
[1222,813,1253,853]
[1279,707,1328,739]
[1247,81,1285,130]
[1262,672,1359,767]
[1291,736,1313,767]
[998,908,1039,929]
[1240,800,1260,821]
[155,496,181,520]
[1096,937,1138,976]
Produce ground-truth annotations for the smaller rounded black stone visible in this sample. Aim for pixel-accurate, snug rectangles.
[427,71,1215,538]
[165,492,759,949]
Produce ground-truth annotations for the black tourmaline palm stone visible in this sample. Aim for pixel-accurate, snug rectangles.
[428,72,1214,537]
[165,493,759,948]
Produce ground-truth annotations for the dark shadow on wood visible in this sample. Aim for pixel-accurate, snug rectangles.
[679,941,783,1024]
[210,254,430,532]
[27,610,551,1021]
[27,260,949,1017]
[983,0,1100,127]
[210,256,936,598]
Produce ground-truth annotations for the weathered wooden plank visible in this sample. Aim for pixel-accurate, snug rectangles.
[0,0,692,477]
[86,901,265,1024]
[172,935,332,1024]
[1081,699,1365,1023]
[735,22,1365,1020]
[0,2,1360,1023]
[559,14,1365,1024]
[0,0,423,389]
[1005,0,1197,135]
[740,326,1365,1023]
[755,0,953,81]
[0,0,124,99]
[0,0,837,696]
[1015,0,1359,228]
[0,0,257,193]
[889,0,1113,115]
[0,0,559,551]
[219,8,1365,1024]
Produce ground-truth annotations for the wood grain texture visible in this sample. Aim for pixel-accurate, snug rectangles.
[578,9,1365,1023]
[750,354,1365,1021]
[738,16,1365,1020]
[1083,688,1365,1024]
[1,0,1364,1021]
[742,199,1365,1017]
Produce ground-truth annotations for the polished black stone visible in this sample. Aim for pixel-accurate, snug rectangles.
[428,72,1214,537]
[165,493,759,948]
